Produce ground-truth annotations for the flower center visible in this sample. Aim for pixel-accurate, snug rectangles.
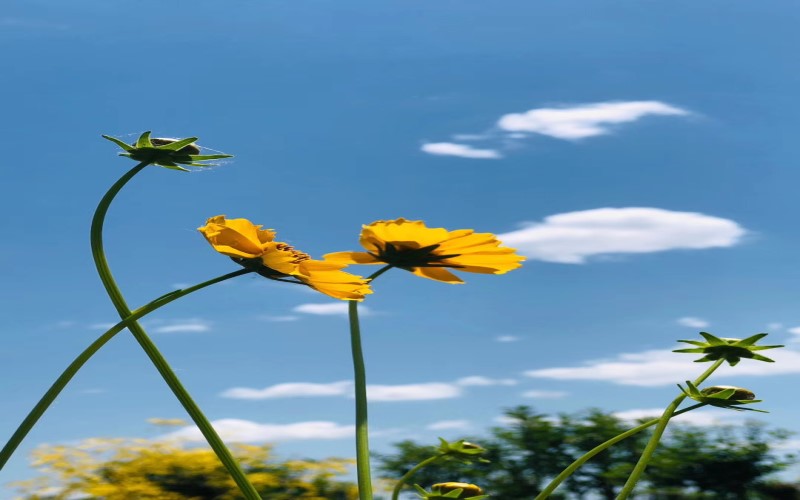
[373,242,462,268]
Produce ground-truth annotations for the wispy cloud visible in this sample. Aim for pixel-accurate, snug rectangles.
[496,101,689,140]
[221,381,351,400]
[522,390,568,399]
[422,100,690,160]
[525,347,800,386]
[498,207,746,264]
[259,315,300,322]
[368,383,462,401]
[426,419,471,431]
[0,17,68,30]
[677,317,710,329]
[495,335,521,343]
[153,319,211,334]
[164,419,354,442]
[293,303,371,316]
[456,376,517,387]
[614,408,744,426]
[421,142,501,159]
[222,381,462,402]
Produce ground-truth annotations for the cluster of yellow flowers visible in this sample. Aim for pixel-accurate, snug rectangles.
[198,216,526,300]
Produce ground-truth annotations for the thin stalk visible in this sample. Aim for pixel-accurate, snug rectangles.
[392,454,444,500]
[534,403,705,499]
[90,162,261,499]
[0,269,251,471]
[349,265,392,500]
[616,359,725,499]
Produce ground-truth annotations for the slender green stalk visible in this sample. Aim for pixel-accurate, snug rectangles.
[534,403,705,499]
[90,162,261,499]
[349,265,393,500]
[349,299,373,500]
[392,454,444,500]
[616,359,725,499]
[0,268,251,471]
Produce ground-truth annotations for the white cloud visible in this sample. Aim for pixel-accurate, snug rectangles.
[451,134,489,141]
[495,335,521,343]
[787,326,800,335]
[165,419,354,442]
[90,322,116,330]
[497,101,689,140]
[368,383,462,401]
[427,420,471,431]
[456,376,517,386]
[614,408,744,427]
[221,381,351,400]
[498,207,746,264]
[221,381,462,402]
[493,415,522,426]
[293,303,370,316]
[259,315,300,322]
[153,319,211,334]
[677,317,710,329]
[421,142,501,159]
[767,323,783,331]
[522,390,568,399]
[525,347,800,386]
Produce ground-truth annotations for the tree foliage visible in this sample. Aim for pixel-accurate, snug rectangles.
[15,438,358,499]
[378,406,797,499]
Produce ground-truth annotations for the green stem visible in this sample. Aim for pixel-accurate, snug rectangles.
[0,269,251,471]
[534,403,706,500]
[392,454,444,500]
[349,299,373,500]
[616,359,725,499]
[349,265,392,500]
[90,162,261,499]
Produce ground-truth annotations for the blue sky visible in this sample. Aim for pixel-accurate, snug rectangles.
[3,0,800,495]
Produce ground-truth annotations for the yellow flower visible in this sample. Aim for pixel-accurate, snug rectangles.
[198,216,372,301]
[325,218,524,283]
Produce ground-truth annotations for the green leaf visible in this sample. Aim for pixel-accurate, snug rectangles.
[101,135,133,151]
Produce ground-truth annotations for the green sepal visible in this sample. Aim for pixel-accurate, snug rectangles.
[156,136,198,151]
[135,131,153,148]
[101,135,133,151]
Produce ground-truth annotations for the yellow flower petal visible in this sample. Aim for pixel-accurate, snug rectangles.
[411,267,464,283]
[198,215,276,259]
[324,251,382,265]
[297,260,373,301]
[339,218,524,283]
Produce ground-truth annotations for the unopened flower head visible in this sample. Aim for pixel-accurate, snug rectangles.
[198,216,372,301]
[679,381,766,412]
[415,482,488,499]
[102,131,231,171]
[673,332,782,366]
[325,218,524,283]
[436,438,489,463]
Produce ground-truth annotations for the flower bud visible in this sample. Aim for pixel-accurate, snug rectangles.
[432,482,484,496]
[701,385,756,401]
[150,137,201,155]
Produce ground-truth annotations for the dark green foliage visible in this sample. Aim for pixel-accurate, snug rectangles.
[378,406,796,499]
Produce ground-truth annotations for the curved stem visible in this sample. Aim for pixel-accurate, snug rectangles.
[348,266,392,500]
[90,162,261,499]
[349,299,373,500]
[616,359,725,499]
[534,403,706,499]
[392,454,444,500]
[0,269,251,471]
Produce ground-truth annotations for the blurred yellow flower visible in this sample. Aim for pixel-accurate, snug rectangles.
[325,218,524,283]
[199,216,372,301]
